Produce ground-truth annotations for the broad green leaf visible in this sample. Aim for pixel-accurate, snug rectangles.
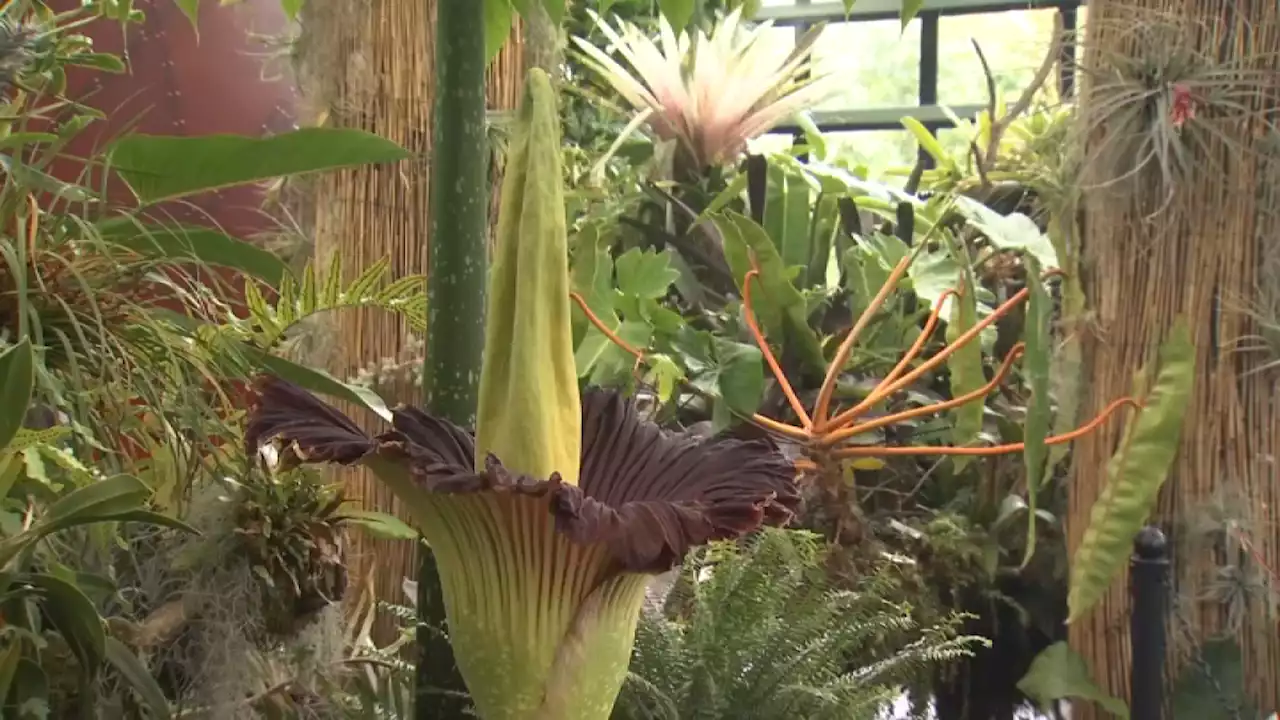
[952,196,1059,271]
[644,354,683,403]
[26,573,106,675]
[1067,320,1194,623]
[105,637,172,719]
[540,0,565,23]
[281,0,304,21]
[714,211,825,373]
[1020,256,1053,568]
[0,339,35,451]
[90,510,200,536]
[714,339,765,416]
[946,268,983,470]
[615,247,679,300]
[485,0,515,62]
[337,510,419,541]
[253,351,393,422]
[658,0,696,33]
[570,224,617,330]
[95,218,290,287]
[1018,642,1129,718]
[110,128,411,204]
[764,163,812,276]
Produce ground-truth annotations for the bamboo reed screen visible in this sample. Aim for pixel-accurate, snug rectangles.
[1070,0,1279,713]
[302,0,524,643]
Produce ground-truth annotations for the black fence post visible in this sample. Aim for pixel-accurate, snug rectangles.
[1130,525,1170,720]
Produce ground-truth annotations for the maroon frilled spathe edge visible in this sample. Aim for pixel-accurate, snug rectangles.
[245,375,801,574]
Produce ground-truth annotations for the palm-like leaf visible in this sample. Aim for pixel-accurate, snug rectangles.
[573,9,840,171]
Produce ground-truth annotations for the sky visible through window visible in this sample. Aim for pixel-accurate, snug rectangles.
[750,2,1086,180]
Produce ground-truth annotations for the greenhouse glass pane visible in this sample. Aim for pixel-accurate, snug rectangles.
[811,19,921,111]
[825,130,916,180]
[937,9,1060,105]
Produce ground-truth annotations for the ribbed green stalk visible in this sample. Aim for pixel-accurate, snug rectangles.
[418,0,489,716]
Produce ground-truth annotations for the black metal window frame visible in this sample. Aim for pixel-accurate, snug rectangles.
[760,0,1082,168]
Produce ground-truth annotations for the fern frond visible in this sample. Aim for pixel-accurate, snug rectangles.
[612,528,984,720]
[235,256,427,350]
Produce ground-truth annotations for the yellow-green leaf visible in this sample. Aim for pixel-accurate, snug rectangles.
[1021,256,1053,567]
[1067,320,1194,623]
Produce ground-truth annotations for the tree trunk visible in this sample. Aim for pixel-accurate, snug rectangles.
[298,0,524,648]
[1069,1,1279,715]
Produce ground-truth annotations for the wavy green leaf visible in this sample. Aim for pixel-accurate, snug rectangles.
[110,128,410,204]
[1021,256,1053,567]
[946,265,983,470]
[1067,320,1194,623]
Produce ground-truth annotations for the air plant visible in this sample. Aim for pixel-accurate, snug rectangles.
[572,7,840,175]
[245,69,798,720]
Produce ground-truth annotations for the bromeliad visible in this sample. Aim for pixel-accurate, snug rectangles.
[244,69,798,720]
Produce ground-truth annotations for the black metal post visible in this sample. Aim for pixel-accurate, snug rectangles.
[1130,525,1170,720]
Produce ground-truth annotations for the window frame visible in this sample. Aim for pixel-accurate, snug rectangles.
[763,0,1082,167]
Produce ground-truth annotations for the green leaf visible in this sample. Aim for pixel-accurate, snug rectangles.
[26,573,106,676]
[945,268,983,469]
[615,247,679,300]
[110,128,411,204]
[280,0,304,21]
[253,351,393,422]
[1067,320,1195,623]
[38,475,151,530]
[1020,256,1053,567]
[901,0,924,28]
[0,339,35,451]
[90,510,200,536]
[104,637,171,720]
[1018,642,1129,718]
[714,211,825,373]
[901,116,953,169]
[714,338,764,416]
[658,0,696,33]
[540,0,565,23]
[570,224,616,331]
[1171,639,1251,720]
[485,0,515,62]
[0,642,20,709]
[65,53,127,73]
[173,0,199,31]
[764,163,813,278]
[952,196,1059,271]
[337,510,419,541]
[95,218,290,287]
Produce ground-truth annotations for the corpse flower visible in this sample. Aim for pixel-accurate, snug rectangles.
[244,68,799,720]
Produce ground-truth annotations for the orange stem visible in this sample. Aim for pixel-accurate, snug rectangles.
[834,285,1032,428]
[813,254,914,431]
[829,397,1140,457]
[819,343,1026,448]
[749,412,811,441]
[743,269,813,430]
[569,292,643,360]
[872,288,959,398]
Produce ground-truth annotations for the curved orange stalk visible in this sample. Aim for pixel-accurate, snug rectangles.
[818,342,1026,448]
[827,284,1032,430]
[743,268,813,429]
[570,292,644,360]
[812,255,913,432]
[879,288,960,390]
[829,397,1139,457]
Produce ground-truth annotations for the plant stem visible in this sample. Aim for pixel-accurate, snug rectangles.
[417,0,489,716]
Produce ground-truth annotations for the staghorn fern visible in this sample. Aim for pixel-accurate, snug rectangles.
[613,528,984,720]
